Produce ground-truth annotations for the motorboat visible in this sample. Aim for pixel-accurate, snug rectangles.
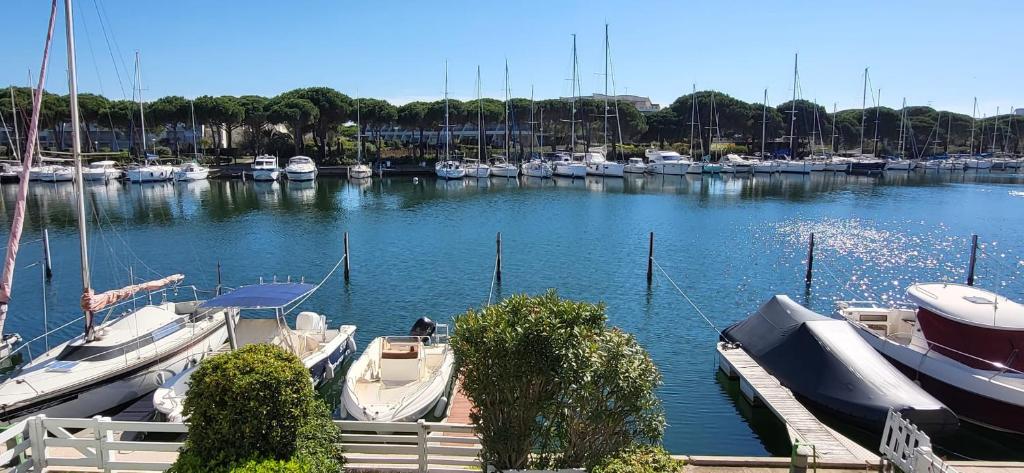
[623,157,647,174]
[173,161,209,181]
[490,156,519,178]
[521,158,553,178]
[837,283,1024,434]
[464,158,491,178]
[552,152,587,178]
[153,283,358,422]
[82,160,122,181]
[342,318,454,422]
[584,148,624,177]
[284,155,317,181]
[699,159,722,174]
[36,165,75,182]
[723,295,958,436]
[127,155,175,183]
[645,149,691,175]
[348,164,373,179]
[251,155,281,181]
[0,281,235,423]
[722,154,754,173]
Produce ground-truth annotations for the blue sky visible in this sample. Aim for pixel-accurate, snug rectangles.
[5,0,1021,115]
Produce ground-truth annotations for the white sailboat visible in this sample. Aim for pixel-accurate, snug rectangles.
[586,25,625,178]
[435,62,465,180]
[153,283,357,422]
[82,160,122,181]
[465,71,491,179]
[0,0,232,423]
[490,62,519,178]
[348,96,373,180]
[521,88,552,178]
[342,318,454,422]
[553,35,587,179]
[126,52,174,183]
[174,100,210,181]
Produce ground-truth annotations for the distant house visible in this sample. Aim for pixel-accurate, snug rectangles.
[589,94,661,114]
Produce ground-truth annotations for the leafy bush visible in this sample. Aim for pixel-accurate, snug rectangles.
[168,344,343,473]
[228,458,314,472]
[155,146,172,156]
[592,444,684,473]
[452,291,665,471]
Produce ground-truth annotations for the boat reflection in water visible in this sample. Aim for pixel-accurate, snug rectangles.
[285,179,317,204]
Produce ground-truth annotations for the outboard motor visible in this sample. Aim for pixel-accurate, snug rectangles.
[409,317,437,338]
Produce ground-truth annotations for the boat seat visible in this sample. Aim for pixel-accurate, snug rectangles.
[382,344,419,360]
[296,312,325,332]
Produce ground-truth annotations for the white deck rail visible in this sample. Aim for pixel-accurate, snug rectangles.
[880,409,958,473]
[0,416,482,473]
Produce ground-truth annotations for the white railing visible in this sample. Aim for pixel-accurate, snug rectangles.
[880,409,958,473]
[0,416,481,473]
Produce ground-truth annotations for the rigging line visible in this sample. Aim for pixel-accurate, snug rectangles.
[486,250,499,306]
[650,258,725,338]
[282,254,346,316]
[89,0,128,100]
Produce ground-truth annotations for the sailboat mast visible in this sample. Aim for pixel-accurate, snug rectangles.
[788,53,798,159]
[477,66,483,161]
[689,84,696,156]
[603,23,609,148]
[859,67,868,153]
[945,110,952,154]
[872,89,881,155]
[968,97,977,155]
[135,51,150,155]
[504,60,510,159]
[761,89,768,157]
[65,0,94,339]
[443,61,450,161]
[898,97,906,157]
[569,34,577,153]
[529,86,535,158]
[356,95,362,163]
[830,103,838,154]
[991,106,999,152]
[9,88,20,161]
[190,100,198,157]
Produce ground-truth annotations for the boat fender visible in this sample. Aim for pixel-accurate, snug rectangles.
[324,360,336,381]
[155,371,166,386]
[433,396,448,418]
[337,401,347,419]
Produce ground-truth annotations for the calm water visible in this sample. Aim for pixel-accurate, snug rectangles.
[2,171,1024,458]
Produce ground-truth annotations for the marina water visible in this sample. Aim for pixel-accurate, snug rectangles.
[2,171,1023,458]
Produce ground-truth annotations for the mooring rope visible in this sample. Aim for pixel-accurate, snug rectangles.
[283,254,346,316]
[651,258,725,338]
[486,251,499,306]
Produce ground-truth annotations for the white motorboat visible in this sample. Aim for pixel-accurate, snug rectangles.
[837,283,1024,434]
[722,154,754,173]
[153,283,358,422]
[348,164,372,179]
[173,161,209,181]
[490,157,519,178]
[552,152,587,178]
[521,158,553,178]
[284,156,317,181]
[251,155,281,181]
[685,162,703,175]
[645,149,691,175]
[584,149,624,177]
[623,157,647,174]
[127,157,175,183]
[342,319,454,422]
[36,165,75,182]
[82,160,122,181]
[464,158,491,178]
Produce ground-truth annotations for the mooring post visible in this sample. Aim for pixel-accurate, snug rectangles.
[496,232,502,283]
[343,232,351,283]
[215,260,222,296]
[646,232,654,285]
[967,234,979,286]
[805,232,815,286]
[42,228,52,280]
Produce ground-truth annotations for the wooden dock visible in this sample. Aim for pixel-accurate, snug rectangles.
[444,378,474,425]
[716,342,879,466]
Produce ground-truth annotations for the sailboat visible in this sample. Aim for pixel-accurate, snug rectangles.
[696,91,722,174]
[584,24,625,178]
[348,96,373,179]
[490,62,520,178]
[0,0,233,423]
[126,52,174,183]
[520,87,553,178]
[849,68,885,175]
[552,35,587,179]
[778,54,811,175]
[435,62,465,180]
[174,100,210,181]
[464,67,491,179]
[884,98,913,171]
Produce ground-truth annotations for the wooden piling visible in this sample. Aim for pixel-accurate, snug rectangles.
[215,260,222,296]
[804,233,815,286]
[496,232,502,283]
[42,229,52,280]
[343,232,351,282]
[646,232,654,285]
[967,234,978,286]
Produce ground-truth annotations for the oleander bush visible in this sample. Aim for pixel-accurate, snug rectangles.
[452,290,666,471]
[168,344,343,473]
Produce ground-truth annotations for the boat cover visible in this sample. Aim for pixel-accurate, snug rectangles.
[722,295,958,436]
[198,283,314,309]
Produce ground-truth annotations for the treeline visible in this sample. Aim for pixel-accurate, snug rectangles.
[2,85,1020,163]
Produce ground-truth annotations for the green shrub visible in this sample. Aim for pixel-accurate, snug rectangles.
[228,458,314,472]
[592,444,684,473]
[452,291,666,471]
[168,344,343,473]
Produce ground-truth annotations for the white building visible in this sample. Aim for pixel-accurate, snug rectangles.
[1015,108,1024,116]
[590,94,661,114]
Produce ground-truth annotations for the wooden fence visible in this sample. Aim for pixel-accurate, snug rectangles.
[0,416,482,472]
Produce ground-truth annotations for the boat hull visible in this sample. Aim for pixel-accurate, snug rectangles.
[174,170,209,181]
[465,166,491,178]
[521,162,552,178]
[490,165,519,178]
[252,169,280,181]
[286,170,317,181]
[586,162,625,177]
[623,164,647,174]
[128,167,174,183]
[649,162,689,175]
[553,164,587,178]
